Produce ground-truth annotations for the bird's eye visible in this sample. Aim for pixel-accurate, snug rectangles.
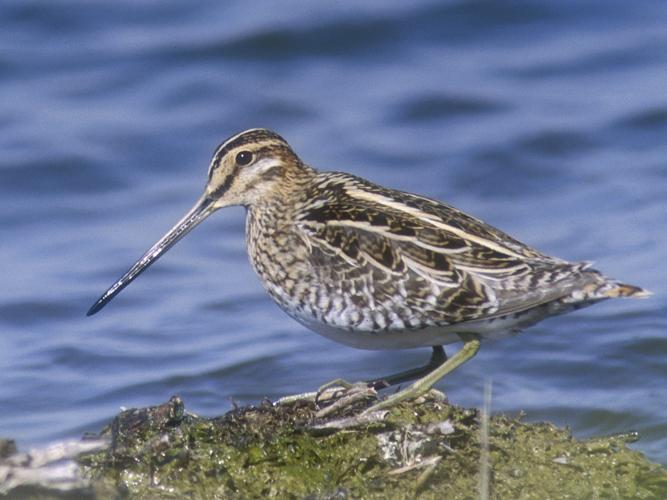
[235,151,253,166]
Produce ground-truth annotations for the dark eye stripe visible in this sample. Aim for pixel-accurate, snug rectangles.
[210,165,239,198]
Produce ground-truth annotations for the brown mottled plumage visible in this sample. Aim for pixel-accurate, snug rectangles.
[88,128,649,412]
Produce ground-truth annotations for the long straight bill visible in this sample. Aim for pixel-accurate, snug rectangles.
[87,194,216,316]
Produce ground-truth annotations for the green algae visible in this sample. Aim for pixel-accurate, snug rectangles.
[79,394,667,499]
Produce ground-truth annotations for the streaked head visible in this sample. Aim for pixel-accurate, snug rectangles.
[87,128,305,316]
[206,128,304,208]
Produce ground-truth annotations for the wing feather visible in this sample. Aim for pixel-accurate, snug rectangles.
[295,173,580,324]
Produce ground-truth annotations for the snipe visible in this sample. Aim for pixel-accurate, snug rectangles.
[88,128,649,413]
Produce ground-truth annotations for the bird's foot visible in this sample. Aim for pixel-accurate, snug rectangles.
[316,378,365,402]
[314,378,378,418]
[274,378,377,414]
[309,387,447,432]
[315,384,377,418]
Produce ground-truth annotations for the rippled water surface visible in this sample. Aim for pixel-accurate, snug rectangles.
[2,0,666,463]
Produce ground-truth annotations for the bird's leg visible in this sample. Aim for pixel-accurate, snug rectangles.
[314,346,447,405]
[366,346,447,390]
[362,334,480,415]
[282,340,476,415]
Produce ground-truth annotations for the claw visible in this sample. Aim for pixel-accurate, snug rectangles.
[316,385,377,418]
[315,378,365,406]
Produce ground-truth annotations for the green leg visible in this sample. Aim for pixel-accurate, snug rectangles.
[367,346,447,390]
[362,335,480,415]
[316,345,446,397]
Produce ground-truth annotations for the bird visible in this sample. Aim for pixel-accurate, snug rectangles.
[87,128,649,413]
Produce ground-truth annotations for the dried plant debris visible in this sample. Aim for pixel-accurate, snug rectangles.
[0,437,107,499]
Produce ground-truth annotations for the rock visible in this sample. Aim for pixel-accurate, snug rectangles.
[2,393,666,499]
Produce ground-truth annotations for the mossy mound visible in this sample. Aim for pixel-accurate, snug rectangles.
[78,394,667,499]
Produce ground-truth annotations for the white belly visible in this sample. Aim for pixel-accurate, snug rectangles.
[291,311,534,350]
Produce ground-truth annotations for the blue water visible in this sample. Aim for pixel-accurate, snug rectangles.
[2,0,666,464]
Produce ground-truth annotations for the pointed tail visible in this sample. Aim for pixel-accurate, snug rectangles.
[603,282,652,299]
